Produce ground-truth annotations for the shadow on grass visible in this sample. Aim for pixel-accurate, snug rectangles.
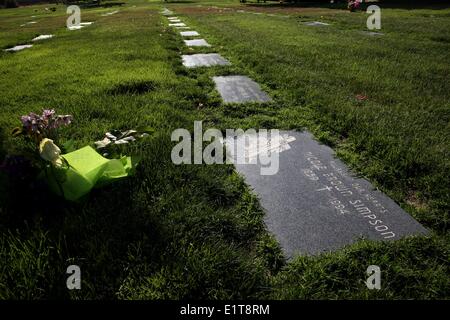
[245,0,450,11]
[106,80,158,95]
[72,1,125,9]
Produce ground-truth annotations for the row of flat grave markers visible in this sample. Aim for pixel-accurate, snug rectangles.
[164,8,269,104]
[4,15,99,52]
[303,20,384,36]
[4,34,55,52]
[163,9,425,257]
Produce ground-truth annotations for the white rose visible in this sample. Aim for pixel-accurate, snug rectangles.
[39,138,63,167]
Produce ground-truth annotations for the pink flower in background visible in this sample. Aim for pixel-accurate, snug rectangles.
[348,0,361,11]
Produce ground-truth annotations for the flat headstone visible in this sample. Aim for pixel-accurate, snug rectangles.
[169,23,186,27]
[362,31,384,36]
[68,25,84,30]
[169,19,181,23]
[212,76,271,103]
[4,44,33,52]
[304,21,330,26]
[32,34,54,41]
[176,26,190,29]
[21,21,37,27]
[180,31,199,37]
[167,17,179,20]
[101,10,119,16]
[182,53,231,68]
[184,39,211,47]
[227,130,428,257]
[80,22,93,26]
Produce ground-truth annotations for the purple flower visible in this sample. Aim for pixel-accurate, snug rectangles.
[19,109,73,138]
[20,115,32,128]
[42,109,55,120]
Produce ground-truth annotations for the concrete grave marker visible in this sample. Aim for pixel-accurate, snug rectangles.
[68,25,84,30]
[32,34,54,41]
[169,23,186,27]
[182,53,231,68]
[184,39,211,47]
[4,44,33,52]
[362,31,384,36]
[304,21,330,26]
[228,130,428,257]
[180,31,199,37]
[212,76,271,103]
[101,11,119,16]
[21,21,37,27]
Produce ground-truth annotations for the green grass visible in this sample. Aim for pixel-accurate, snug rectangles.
[0,0,449,299]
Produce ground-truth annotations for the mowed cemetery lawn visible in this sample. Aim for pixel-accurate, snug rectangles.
[0,0,449,299]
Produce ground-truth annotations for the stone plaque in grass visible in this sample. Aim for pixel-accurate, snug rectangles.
[168,17,178,20]
[169,19,181,23]
[304,21,329,26]
[169,23,186,27]
[68,25,84,30]
[32,34,54,41]
[4,44,33,52]
[184,39,211,47]
[362,31,384,36]
[228,130,429,257]
[212,76,272,103]
[182,53,231,68]
[180,31,200,37]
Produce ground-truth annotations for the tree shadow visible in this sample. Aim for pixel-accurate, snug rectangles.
[244,0,450,11]
[66,1,125,9]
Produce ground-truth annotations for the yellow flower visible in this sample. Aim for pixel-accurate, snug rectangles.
[39,138,63,167]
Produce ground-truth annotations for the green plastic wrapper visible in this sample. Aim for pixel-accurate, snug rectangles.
[45,146,133,201]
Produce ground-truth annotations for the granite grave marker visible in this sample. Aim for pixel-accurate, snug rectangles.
[304,21,330,26]
[32,34,54,41]
[182,53,231,68]
[226,130,428,257]
[169,23,186,27]
[4,44,33,52]
[180,31,200,37]
[184,39,211,47]
[212,76,272,103]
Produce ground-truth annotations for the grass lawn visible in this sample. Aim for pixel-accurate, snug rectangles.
[0,0,449,299]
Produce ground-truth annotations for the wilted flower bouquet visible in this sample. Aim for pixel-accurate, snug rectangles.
[11,109,148,201]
